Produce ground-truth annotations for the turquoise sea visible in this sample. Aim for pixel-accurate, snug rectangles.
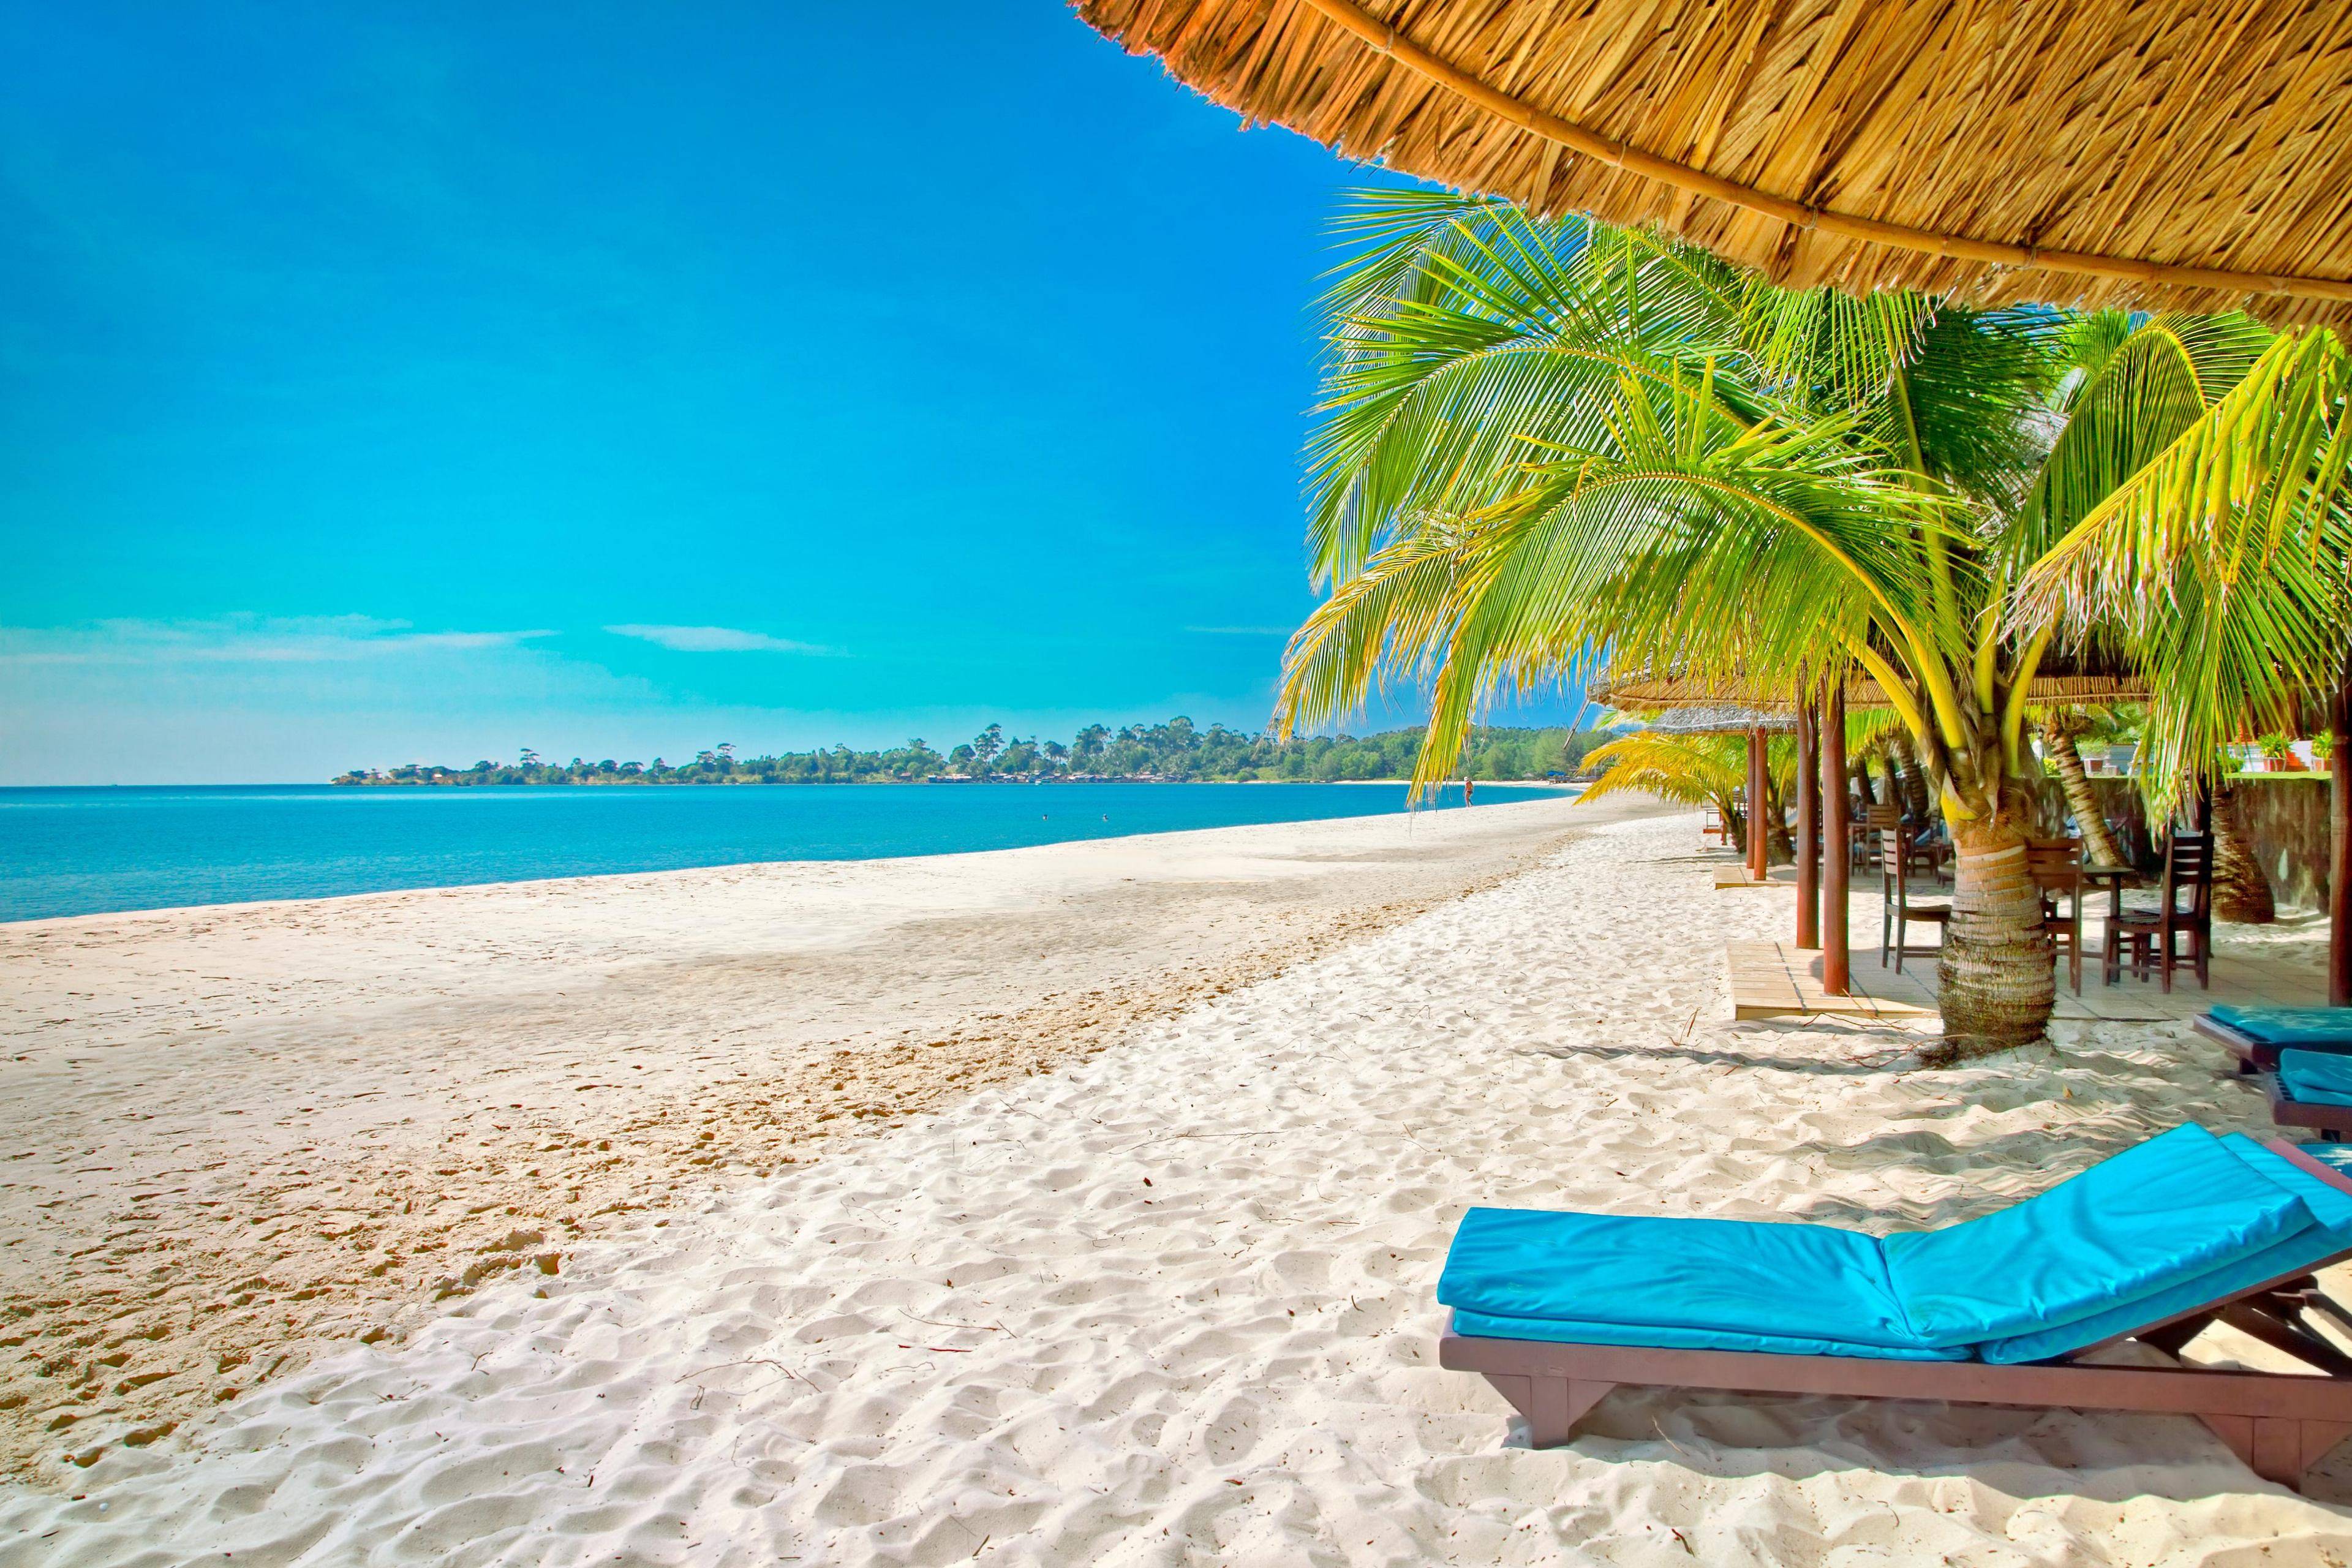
[0,782,1570,923]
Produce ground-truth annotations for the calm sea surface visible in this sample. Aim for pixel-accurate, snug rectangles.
[0,782,1570,922]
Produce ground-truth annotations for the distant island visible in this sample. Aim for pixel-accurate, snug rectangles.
[334,718,1603,786]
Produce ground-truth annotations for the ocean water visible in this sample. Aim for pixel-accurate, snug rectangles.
[0,782,1570,923]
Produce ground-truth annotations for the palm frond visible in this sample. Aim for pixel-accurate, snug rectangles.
[1305,195,1765,587]
[2009,313,2276,570]
[1295,187,2352,820]
[1578,730,1746,809]
[2012,328,2352,807]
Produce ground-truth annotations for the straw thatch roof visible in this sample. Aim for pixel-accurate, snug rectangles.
[1632,704,1795,735]
[1592,669,2151,712]
[1077,0,2352,328]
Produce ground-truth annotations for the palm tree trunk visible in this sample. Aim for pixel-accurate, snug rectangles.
[2038,723,2129,869]
[1887,729,1934,822]
[1937,819,2056,1055]
[2211,782,2277,924]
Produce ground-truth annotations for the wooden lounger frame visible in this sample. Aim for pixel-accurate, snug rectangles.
[1438,1140,2352,1490]
[2263,1073,2352,1143]
[2193,1012,2341,1076]
[2193,1016,2352,1138]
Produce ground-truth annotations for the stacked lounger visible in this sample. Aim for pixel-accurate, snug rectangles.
[2196,1005,2352,1073]
[2268,1050,2352,1141]
[1436,1125,2352,1489]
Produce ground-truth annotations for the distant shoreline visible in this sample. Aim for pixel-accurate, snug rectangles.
[328,719,1602,791]
[1,780,1585,925]
[329,775,1581,788]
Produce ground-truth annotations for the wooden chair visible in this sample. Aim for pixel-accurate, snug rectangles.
[1702,802,1730,846]
[2105,831,2214,992]
[2027,838,2085,995]
[1880,825,1951,973]
[1863,807,1947,880]
[1860,803,1901,873]
[1847,802,1876,872]
[1904,821,1953,881]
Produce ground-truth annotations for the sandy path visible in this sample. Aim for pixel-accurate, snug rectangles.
[9,812,2351,1566]
[0,794,1649,1482]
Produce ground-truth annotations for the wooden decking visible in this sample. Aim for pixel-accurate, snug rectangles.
[1714,864,1800,889]
[1727,936,2325,1023]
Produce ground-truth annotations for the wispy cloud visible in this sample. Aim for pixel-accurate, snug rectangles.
[1184,625,1294,637]
[0,616,552,666]
[605,624,840,655]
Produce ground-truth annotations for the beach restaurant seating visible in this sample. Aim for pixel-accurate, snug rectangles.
[2105,830,2214,992]
[2198,1006,2352,1074]
[1878,823,1950,973]
[2027,837,2086,996]
[1435,1125,2352,1490]
[1848,801,1877,872]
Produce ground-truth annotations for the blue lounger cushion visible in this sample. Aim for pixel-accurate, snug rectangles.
[1984,1136,2352,1363]
[2282,1050,2352,1108]
[1447,1308,1968,1360]
[1880,1124,2314,1346]
[2211,1005,2352,1048]
[1441,1126,2352,1365]
[1439,1208,1918,1352]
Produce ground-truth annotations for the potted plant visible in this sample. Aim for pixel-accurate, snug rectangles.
[2256,733,2297,772]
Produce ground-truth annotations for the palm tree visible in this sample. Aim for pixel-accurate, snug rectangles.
[1578,730,1755,851]
[2034,707,2132,870]
[2211,774,2278,924]
[1585,712,1894,859]
[1278,192,2350,1052]
[1864,727,1935,824]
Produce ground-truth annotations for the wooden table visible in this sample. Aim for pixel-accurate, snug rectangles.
[2081,862,2135,921]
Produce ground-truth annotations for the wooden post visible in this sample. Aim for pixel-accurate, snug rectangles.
[1822,681,1850,996]
[1747,726,1769,881]
[2332,664,2352,1008]
[1796,696,1820,949]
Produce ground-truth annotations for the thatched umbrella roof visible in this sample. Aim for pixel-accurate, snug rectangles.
[1076,0,2352,327]
[1632,704,1795,736]
[1592,669,2150,712]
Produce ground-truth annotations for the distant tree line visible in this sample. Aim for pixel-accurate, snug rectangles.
[334,718,1606,787]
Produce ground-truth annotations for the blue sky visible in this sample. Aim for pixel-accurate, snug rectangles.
[1,3,1585,783]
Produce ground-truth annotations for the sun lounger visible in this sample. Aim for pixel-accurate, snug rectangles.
[2198,1005,2352,1073]
[2264,1056,2352,1142]
[1436,1126,2352,1489]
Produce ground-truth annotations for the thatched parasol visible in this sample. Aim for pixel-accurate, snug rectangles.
[1630,703,1794,735]
[1077,0,2352,327]
[1591,669,2150,713]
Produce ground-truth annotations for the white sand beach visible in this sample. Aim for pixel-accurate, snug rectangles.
[0,796,1605,1484]
[9,804,2352,1565]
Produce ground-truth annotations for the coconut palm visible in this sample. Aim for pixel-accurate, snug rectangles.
[1578,730,1758,853]
[1868,727,1936,824]
[2211,775,2279,925]
[1278,192,2351,1051]
[2034,707,2134,870]
[1585,712,1896,859]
